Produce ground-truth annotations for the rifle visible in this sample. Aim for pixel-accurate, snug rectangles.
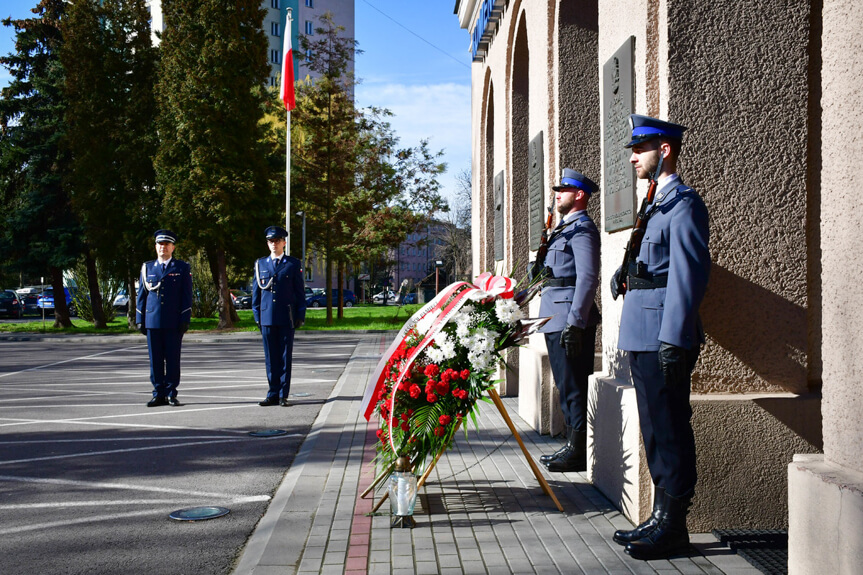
[612,153,664,299]
[529,207,554,281]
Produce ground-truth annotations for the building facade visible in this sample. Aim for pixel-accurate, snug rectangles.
[456,0,862,571]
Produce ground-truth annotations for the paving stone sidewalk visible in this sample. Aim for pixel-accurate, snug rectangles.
[233,333,762,575]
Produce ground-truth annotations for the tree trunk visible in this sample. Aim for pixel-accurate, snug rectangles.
[214,247,234,329]
[50,266,73,328]
[337,261,344,320]
[126,268,137,329]
[204,249,236,325]
[85,251,106,328]
[325,241,333,326]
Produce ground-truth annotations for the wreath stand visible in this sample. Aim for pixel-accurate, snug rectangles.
[362,389,563,513]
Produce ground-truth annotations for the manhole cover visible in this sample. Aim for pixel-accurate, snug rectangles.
[291,392,312,397]
[249,429,288,437]
[169,506,230,521]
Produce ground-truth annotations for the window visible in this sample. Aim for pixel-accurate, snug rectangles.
[305,49,312,61]
[270,49,280,64]
[305,20,313,35]
[270,76,276,87]
[305,0,313,7]
[270,0,279,8]
[271,22,280,36]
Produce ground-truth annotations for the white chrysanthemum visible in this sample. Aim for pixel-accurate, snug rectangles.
[494,298,524,326]
[415,309,441,335]
[468,349,494,371]
[426,345,447,364]
[434,332,457,360]
[456,322,470,341]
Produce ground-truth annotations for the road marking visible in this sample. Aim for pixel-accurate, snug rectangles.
[0,403,261,428]
[0,473,274,500]
[0,435,260,445]
[0,346,145,379]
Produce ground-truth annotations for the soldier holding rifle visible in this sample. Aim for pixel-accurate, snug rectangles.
[610,115,710,560]
[533,168,601,473]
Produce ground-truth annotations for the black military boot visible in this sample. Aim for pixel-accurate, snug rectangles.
[625,491,692,560]
[613,486,665,545]
[540,425,571,464]
[546,429,586,472]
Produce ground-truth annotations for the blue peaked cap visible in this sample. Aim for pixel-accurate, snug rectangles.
[265,226,288,240]
[625,114,687,148]
[154,229,177,243]
[552,168,598,196]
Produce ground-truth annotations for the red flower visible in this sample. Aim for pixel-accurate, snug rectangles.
[440,370,452,384]
[436,382,450,396]
[424,364,440,377]
[425,381,436,395]
[433,426,445,437]
[407,409,414,416]
[460,369,471,380]
[427,393,438,403]
[400,421,410,432]
[439,414,452,426]
[376,429,384,439]
[400,412,409,421]
[409,384,421,399]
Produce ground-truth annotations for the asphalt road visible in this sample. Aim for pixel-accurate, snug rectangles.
[0,333,361,575]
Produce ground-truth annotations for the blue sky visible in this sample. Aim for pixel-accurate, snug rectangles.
[0,0,471,205]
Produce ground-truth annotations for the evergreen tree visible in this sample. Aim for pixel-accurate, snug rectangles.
[155,0,275,328]
[0,0,80,328]
[62,0,160,328]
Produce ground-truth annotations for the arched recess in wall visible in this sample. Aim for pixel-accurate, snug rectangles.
[482,71,495,273]
[557,0,600,218]
[510,12,530,279]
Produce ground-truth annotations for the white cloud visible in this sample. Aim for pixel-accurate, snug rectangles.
[355,81,472,208]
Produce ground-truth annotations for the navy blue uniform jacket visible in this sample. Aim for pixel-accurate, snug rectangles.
[618,177,710,351]
[136,259,193,329]
[252,256,306,327]
[539,211,601,333]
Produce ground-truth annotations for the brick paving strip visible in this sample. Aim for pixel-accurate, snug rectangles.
[233,332,763,575]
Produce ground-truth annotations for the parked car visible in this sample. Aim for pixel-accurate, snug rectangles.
[231,289,251,310]
[372,290,396,303]
[21,293,42,315]
[403,292,418,305]
[0,290,24,319]
[37,288,76,316]
[113,289,129,312]
[306,289,357,308]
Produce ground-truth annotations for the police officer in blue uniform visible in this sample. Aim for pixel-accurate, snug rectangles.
[610,115,710,560]
[535,168,601,473]
[136,230,193,407]
[252,226,306,406]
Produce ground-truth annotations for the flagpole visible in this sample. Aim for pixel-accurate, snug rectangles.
[285,9,293,255]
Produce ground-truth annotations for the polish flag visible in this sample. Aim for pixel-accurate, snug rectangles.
[280,29,295,111]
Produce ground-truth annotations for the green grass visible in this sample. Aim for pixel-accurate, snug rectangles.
[0,304,421,334]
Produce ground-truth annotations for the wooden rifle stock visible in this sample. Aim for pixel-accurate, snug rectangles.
[530,207,555,280]
[614,153,664,296]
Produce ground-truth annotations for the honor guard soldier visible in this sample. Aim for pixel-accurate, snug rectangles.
[252,226,306,406]
[610,115,710,560]
[136,229,193,407]
[535,168,601,473]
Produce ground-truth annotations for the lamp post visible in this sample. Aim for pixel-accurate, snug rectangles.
[435,260,443,294]
[296,211,306,277]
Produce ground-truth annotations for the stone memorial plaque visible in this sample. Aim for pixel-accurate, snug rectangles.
[528,132,545,251]
[603,37,636,232]
[494,170,504,261]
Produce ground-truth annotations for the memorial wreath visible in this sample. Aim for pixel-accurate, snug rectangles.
[361,273,550,481]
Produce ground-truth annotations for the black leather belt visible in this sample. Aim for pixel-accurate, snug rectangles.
[545,277,576,287]
[627,262,668,290]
